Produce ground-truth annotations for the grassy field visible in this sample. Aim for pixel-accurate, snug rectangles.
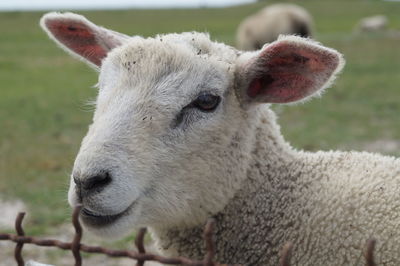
[1,0,400,241]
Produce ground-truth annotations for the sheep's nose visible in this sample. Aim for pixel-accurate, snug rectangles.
[73,171,112,196]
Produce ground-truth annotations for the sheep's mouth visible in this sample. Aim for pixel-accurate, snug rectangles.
[80,202,135,227]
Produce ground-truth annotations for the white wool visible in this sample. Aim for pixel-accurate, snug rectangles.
[153,108,400,265]
[40,13,400,265]
[236,4,314,51]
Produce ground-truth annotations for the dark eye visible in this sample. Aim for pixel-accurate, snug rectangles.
[192,93,221,112]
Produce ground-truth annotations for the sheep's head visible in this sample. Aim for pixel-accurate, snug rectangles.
[41,12,344,238]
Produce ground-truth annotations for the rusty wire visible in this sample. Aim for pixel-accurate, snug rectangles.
[14,212,25,266]
[279,242,292,266]
[135,228,147,266]
[365,239,376,266]
[0,206,379,266]
[71,206,82,266]
[203,218,216,266]
[0,206,229,266]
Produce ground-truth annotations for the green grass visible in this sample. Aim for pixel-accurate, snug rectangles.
[1,0,400,236]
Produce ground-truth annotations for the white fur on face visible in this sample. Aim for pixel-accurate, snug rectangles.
[69,33,253,237]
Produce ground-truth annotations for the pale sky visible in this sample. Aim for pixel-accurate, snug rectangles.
[0,0,256,11]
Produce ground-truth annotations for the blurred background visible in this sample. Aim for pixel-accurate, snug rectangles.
[0,0,400,264]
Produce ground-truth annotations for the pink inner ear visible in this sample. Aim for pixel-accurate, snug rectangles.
[45,19,107,66]
[247,41,339,103]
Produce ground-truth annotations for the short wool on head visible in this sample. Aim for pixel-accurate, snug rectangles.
[41,12,400,265]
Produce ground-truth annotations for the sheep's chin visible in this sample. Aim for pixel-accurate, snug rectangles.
[80,202,143,239]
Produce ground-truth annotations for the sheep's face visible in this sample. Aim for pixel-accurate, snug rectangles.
[41,13,344,238]
[70,36,248,237]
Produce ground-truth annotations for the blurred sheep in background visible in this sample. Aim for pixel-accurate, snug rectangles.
[236,3,314,51]
[356,15,388,32]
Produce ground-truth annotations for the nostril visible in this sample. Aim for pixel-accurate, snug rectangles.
[83,171,112,191]
[75,171,112,192]
[73,175,81,186]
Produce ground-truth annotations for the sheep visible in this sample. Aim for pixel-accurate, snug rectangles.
[40,12,400,265]
[356,15,388,33]
[236,4,314,51]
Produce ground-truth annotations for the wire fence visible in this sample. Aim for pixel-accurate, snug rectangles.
[0,205,377,266]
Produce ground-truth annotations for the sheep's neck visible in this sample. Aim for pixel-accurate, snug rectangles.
[151,107,400,265]
[151,107,300,264]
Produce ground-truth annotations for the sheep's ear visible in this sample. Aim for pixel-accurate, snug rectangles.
[236,35,344,104]
[40,12,129,68]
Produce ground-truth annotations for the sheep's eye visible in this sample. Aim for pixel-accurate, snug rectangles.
[172,93,221,128]
[192,93,221,112]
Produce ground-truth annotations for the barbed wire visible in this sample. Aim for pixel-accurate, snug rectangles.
[0,205,376,266]
[365,239,376,266]
[0,205,234,266]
